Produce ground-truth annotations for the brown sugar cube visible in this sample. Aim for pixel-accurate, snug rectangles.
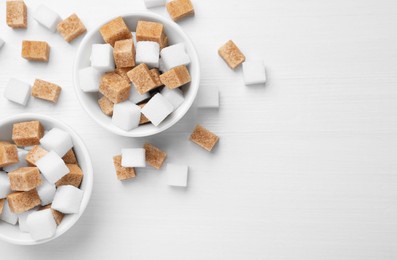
[144,143,167,170]
[160,35,168,50]
[99,72,131,104]
[40,204,64,225]
[32,79,62,103]
[56,164,83,188]
[98,96,114,116]
[0,199,4,215]
[113,155,136,181]
[21,41,50,62]
[0,142,19,167]
[136,20,164,45]
[115,67,133,82]
[7,189,40,214]
[166,0,194,21]
[218,40,246,69]
[8,167,41,191]
[26,145,48,166]
[12,120,44,147]
[150,69,163,87]
[57,14,87,43]
[127,64,157,95]
[138,103,150,125]
[114,39,136,68]
[100,16,132,46]
[160,65,191,89]
[6,0,27,29]
[190,124,219,152]
[62,149,77,164]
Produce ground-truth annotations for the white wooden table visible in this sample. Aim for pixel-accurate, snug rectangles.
[1,0,397,259]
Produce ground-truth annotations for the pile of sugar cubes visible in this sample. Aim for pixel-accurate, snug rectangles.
[0,120,85,241]
[79,17,193,131]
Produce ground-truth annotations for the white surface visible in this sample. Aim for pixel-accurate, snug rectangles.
[0,0,396,259]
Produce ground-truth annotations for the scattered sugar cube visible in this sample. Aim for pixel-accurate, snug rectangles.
[144,0,166,8]
[190,125,219,152]
[3,148,28,172]
[196,86,219,108]
[52,185,84,214]
[167,164,188,187]
[218,40,245,69]
[113,155,136,181]
[4,78,31,106]
[136,20,165,45]
[141,93,173,126]
[0,38,5,49]
[121,148,146,168]
[166,0,194,21]
[57,14,87,43]
[56,164,83,188]
[129,88,150,104]
[36,151,70,184]
[91,44,115,72]
[7,189,41,214]
[6,0,27,29]
[0,172,11,199]
[33,5,61,32]
[150,69,163,87]
[26,145,48,166]
[99,72,131,104]
[160,43,191,71]
[242,61,267,85]
[161,87,184,110]
[0,142,19,167]
[12,120,44,147]
[160,65,191,89]
[127,64,158,94]
[62,149,77,164]
[135,41,160,68]
[144,143,167,170]
[18,208,37,232]
[100,16,132,46]
[113,39,136,68]
[37,179,56,206]
[79,67,102,92]
[27,209,57,241]
[22,41,50,62]
[32,79,62,103]
[138,103,150,125]
[98,96,114,116]
[0,200,18,225]
[115,67,133,82]
[40,128,73,157]
[112,101,141,131]
[40,204,64,225]
[8,167,41,191]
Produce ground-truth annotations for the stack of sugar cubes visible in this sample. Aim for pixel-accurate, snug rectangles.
[79,17,192,131]
[0,120,84,241]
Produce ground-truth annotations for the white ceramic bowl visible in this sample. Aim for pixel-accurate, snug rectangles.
[73,12,200,137]
[0,113,93,245]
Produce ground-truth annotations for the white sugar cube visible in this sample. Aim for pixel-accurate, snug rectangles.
[131,32,137,48]
[4,78,31,106]
[159,58,166,73]
[121,148,146,167]
[52,185,84,214]
[242,61,267,85]
[27,209,57,241]
[3,148,28,172]
[90,44,115,72]
[196,86,219,108]
[160,43,190,71]
[161,87,184,110]
[0,200,18,225]
[129,87,150,104]
[40,128,73,157]
[144,0,166,8]
[33,5,61,32]
[0,172,11,199]
[135,41,160,68]
[0,38,4,49]
[36,151,69,184]
[141,93,173,126]
[18,209,37,233]
[112,101,141,131]
[37,179,56,206]
[79,67,102,92]
[167,164,189,187]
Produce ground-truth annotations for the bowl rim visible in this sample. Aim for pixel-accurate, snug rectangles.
[0,113,94,245]
[73,11,201,137]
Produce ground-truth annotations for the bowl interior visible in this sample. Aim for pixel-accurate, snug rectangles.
[74,12,200,137]
[0,114,93,245]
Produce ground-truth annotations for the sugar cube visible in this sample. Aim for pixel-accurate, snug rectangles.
[39,204,64,225]
[36,151,70,184]
[91,44,115,72]
[113,155,136,181]
[62,149,77,164]
[135,41,160,68]
[150,69,163,87]
[129,88,150,104]
[40,128,73,157]
[218,40,245,69]
[56,164,83,188]
[6,0,27,29]
[141,93,173,126]
[32,79,62,103]
[0,38,5,49]
[112,101,141,131]
[242,61,267,85]
[136,21,164,45]
[0,199,3,214]
[161,87,184,110]
[4,78,31,106]
[167,164,188,187]
[27,209,57,240]
[160,43,191,71]
[57,14,87,43]
[98,96,114,116]
[100,17,132,46]
[166,0,194,21]
[33,5,61,32]
[115,67,133,82]
[138,103,150,125]
[22,41,50,62]
[7,189,41,214]
[0,200,18,225]
[3,149,28,172]
[160,65,191,89]
[190,125,219,152]
[37,179,56,206]
[12,120,44,147]
[18,208,37,232]
[144,0,166,8]
[99,72,131,104]
[0,142,19,167]
[79,67,102,92]
[121,148,146,167]
[196,86,219,108]
[0,172,11,199]
[26,145,48,166]
[127,64,158,95]
[113,39,136,68]
[8,167,41,191]
[144,143,167,170]
[52,185,84,214]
